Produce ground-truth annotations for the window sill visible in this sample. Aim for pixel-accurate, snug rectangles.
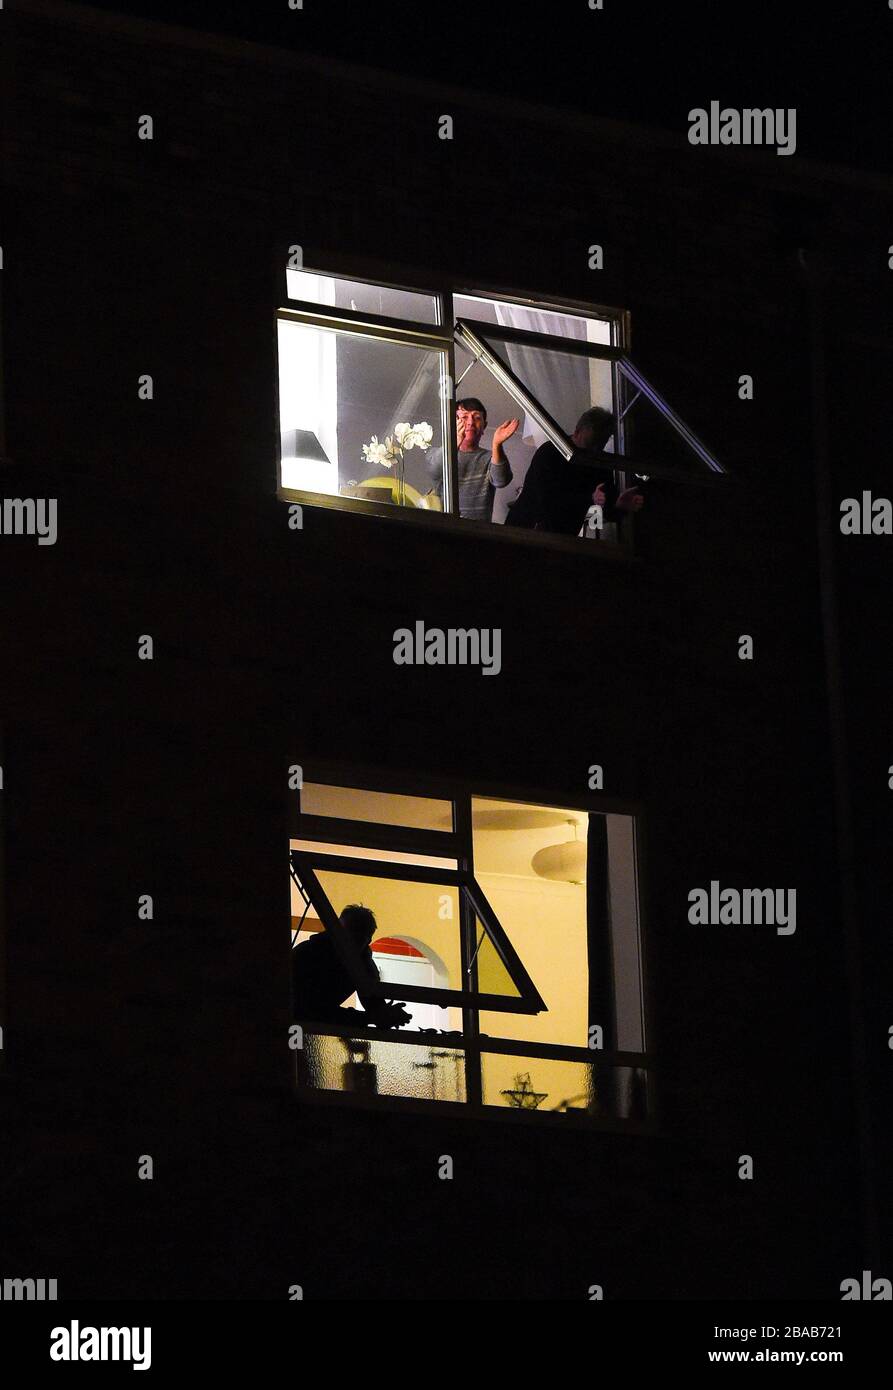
[294,1020,654,1133]
[294,1082,657,1135]
[277,486,637,563]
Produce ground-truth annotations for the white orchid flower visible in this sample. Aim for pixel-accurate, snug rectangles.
[363,424,432,468]
[398,421,434,451]
[361,435,394,468]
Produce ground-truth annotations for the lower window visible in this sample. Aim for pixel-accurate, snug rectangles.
[290,776,650,1123]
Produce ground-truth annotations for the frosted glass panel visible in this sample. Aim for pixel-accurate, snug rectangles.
[298,1033,466,1102]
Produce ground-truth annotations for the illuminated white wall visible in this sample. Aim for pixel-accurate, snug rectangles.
[278,274,339,494]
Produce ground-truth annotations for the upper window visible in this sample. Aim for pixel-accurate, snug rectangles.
[290,776,649,1124]
[277,270,725,545]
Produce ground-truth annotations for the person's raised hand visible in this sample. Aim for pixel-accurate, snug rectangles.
[616,487,644,512]
[492,419,520,448]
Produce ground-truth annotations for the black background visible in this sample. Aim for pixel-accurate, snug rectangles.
[82,0,893,172]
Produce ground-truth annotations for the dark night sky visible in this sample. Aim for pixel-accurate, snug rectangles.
[80,0,893,174]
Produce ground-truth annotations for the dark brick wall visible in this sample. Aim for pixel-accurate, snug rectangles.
[0,1,890,1298]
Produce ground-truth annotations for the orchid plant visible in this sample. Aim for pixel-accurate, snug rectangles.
[361,421,433,504]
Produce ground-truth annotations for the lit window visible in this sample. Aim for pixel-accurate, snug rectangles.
[290,778,650,1123]
[277,269,726,540]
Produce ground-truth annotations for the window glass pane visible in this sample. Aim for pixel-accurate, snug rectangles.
[481,1056,648,1120]
[615,362,709,479]
[482,1054,590,1112]
[472,911,520,998]
[473,798,591,1047]
[453,294,612,344]
[472,801,644,1052]
[298,1033,466,1102]
[300,782,452,832]
[286,269,440,325]
[278,319,448,506]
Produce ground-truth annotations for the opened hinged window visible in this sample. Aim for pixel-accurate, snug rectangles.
[454,319,726,483]
[291,853,545,1015]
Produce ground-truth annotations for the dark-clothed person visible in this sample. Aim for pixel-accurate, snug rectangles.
[292,904,411,1027]
[506,406,644,536]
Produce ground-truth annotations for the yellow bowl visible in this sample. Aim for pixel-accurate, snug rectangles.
[348,475,441,509]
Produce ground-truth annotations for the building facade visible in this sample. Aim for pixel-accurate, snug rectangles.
[1,0,890,1299]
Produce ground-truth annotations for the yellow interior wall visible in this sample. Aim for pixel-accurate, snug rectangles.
[478,875,588,1047]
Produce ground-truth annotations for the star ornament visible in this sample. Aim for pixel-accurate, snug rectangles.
[500,1072,548,1110]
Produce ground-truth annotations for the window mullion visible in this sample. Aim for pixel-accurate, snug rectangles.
[444,341,459,517]
[455,794,483,1108]
[440,289,458,515]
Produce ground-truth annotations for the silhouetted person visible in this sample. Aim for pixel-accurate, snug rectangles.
[291,904,411,1027]
[505,406,643,536]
